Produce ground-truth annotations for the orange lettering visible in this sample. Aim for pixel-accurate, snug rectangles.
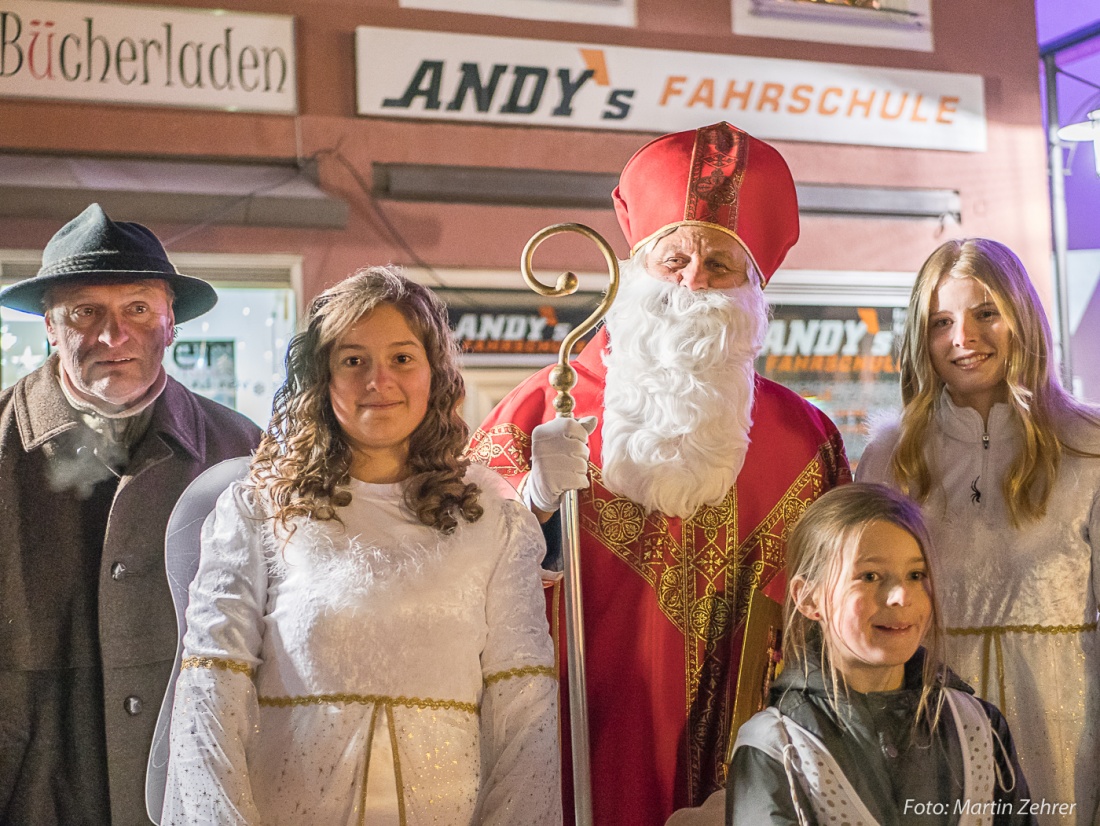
[778,356,793,371]
[817,87,843,116]
[756,82,784,113]
[910,93,928,123]
[809,356,824,371]
[796,356,812,371]
[880,91,907,120]
[787,83,813,114]
[839,356,852,371]
[659,75,687,106]
[936,96,959,124]
[847,88,875,118]
[766,355,778,372]
[722,79,754,110]
[687,78,715,108]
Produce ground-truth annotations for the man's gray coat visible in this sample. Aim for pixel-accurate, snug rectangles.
[0,355,261,825]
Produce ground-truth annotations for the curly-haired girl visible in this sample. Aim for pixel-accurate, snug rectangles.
[163,267,561,825]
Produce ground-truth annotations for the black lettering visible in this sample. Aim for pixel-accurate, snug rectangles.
[85,17,111,82]
[139,37,161,85]
[446,62,507,112]
[0,12,23,78]
[208,27,232,90]
[115,36,136,85]
[602,88,634,120]
[500,65,548,114]
[179,40,203,88]
[552,67,593,116]
[163,22,172,86]
[382,60,444,109]
[238,45,258,92]
[261,46,286,93]
[60,32,81,81]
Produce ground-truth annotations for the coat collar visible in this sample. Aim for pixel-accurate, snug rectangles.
[14,355,80,451]
[15,355,205,462]
[935,387,1018,445]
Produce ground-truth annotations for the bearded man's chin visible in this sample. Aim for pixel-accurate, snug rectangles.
[599,263,766,518]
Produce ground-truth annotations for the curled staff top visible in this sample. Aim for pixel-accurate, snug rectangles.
[520,223,620,418]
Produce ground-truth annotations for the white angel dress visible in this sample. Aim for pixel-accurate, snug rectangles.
[162,463,561,826]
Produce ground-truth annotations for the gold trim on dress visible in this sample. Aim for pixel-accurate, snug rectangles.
[180,656,253,675]
[259,692,479,716]
[946,622,1098,636]
[385,703,407,826]
[358,703,382,826]
[946,622,1098,717]
[484,664,557,685]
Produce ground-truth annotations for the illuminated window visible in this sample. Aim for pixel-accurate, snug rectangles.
[733,0,932,51]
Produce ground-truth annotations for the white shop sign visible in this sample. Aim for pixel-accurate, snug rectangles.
[0,1,296,113]
[356,27,985,152]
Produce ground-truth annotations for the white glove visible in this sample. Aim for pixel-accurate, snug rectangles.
[525,416,598,513]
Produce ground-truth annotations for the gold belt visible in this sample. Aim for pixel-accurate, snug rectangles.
[946,622,1098,713]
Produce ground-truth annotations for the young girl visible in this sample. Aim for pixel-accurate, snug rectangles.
[859,239,1100,824]
[728,483,1034,826]
[162,268,560,825]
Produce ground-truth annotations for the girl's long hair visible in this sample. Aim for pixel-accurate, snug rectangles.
[892,238,1099,526]
[784,483,946,730]
[249,266,482,534]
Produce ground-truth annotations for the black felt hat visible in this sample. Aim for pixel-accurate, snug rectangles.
[0,203,218,323]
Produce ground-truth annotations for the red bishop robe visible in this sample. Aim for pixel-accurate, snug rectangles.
[468,328,851,826]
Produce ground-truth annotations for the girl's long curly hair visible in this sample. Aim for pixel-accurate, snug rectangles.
[249,266,482,534]
[892,238,1100,526]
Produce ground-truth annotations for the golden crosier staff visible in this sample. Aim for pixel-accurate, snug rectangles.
[521,223,619,826]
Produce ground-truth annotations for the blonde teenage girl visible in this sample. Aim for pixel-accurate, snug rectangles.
[859,239,1100,824]
[728,483,1033,826]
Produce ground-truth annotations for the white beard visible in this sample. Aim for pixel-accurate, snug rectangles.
[600,255,769,518]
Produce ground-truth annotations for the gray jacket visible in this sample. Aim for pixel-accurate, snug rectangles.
[0,356,261,825]
[728,643,1036,826]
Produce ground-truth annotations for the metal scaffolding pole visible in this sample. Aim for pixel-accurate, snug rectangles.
[1039,20,1100,391]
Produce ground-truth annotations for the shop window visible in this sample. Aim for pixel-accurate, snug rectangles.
[760,269,914,466]
[0,305,50,388]
[170,285,296,426]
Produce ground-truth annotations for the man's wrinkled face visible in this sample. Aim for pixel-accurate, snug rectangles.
[643,225,754,291]
[45,280,174,412]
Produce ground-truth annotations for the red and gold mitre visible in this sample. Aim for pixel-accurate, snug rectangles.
[612,122,799,284]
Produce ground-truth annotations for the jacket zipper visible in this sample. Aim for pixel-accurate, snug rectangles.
[976,428,994,508]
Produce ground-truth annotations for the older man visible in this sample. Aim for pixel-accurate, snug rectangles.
[0,204,261,825]
[470,122,851,825]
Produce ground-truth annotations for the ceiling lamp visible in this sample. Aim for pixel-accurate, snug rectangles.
[1057,109,1100,176]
